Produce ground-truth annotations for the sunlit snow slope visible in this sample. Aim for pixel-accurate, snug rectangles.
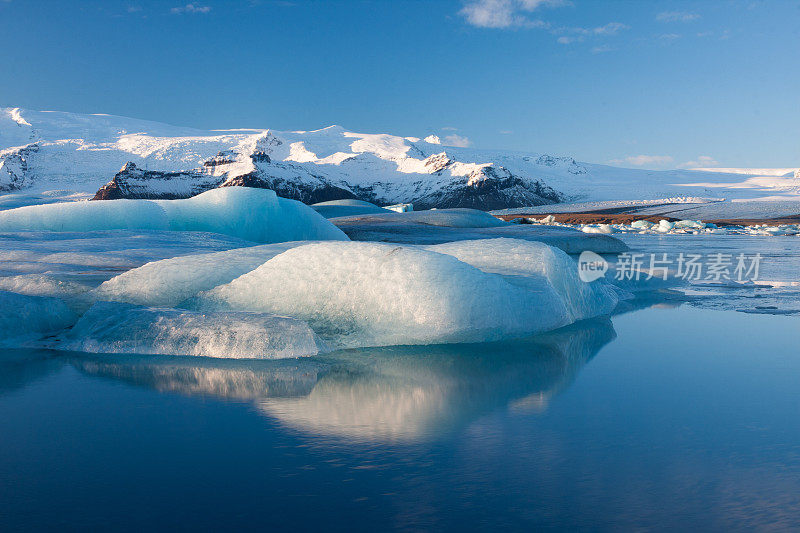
[1,107,798,209]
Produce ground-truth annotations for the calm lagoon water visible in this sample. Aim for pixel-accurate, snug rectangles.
[1,304,799,531]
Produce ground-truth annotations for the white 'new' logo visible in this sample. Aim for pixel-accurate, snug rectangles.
[577,251,608,282]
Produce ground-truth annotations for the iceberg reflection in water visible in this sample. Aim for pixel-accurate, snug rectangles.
[69,318,615,441]
[0,349,65,396]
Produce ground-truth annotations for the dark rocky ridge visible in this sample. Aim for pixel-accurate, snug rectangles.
[92,152,564,209]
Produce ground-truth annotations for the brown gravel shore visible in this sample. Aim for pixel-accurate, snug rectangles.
[495,213,800,227]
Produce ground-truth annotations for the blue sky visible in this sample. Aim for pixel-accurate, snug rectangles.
[1,0,797,168]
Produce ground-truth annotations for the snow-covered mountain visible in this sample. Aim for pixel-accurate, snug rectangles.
[2,107,798,209]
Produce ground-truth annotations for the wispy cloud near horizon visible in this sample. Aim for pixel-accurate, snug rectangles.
[609,155,674,167]
[680,155,719,168]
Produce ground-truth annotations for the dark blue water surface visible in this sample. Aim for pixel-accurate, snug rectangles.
[1,305,799,531]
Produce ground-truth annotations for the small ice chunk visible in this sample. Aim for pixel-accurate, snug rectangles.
[630,220,654,229]
[62,302,324,359]
[657,220,676,232]
[383,203,413,213]
[675,220,705,229]
[581,224,615,234]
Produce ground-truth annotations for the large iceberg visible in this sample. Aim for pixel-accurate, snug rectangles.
[63,302,324,359]
[426,239,620,321]
[190,240,617,348]
[93,242,307,307]
[0,187,348,243]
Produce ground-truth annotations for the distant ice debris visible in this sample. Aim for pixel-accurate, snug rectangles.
[526,216,800,237]
[0,187,348,243]
[63,302,323,358]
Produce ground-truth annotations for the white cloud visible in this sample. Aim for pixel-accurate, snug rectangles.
[591,44,615,54]
[656,11,700,23]
[609,155,674,167]
[658,33,682,42]
[499,130,513,134]
[442,134,472,148]
[681,155,719,168]
[171,3,211,14]
[459,0,564,29]
[592,22,627,35]
[555,22,629,44]
[127,5,142,13]
[441,126,459,131]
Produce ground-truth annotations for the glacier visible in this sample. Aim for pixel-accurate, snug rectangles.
[4,107,798,211]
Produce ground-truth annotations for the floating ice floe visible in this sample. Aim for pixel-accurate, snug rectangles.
[63,302,324,359]
[0,187,348,243]
[332,209,628,253]
[310,199,392,218]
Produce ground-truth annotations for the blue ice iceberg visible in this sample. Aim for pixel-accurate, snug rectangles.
[0,187,348,243]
